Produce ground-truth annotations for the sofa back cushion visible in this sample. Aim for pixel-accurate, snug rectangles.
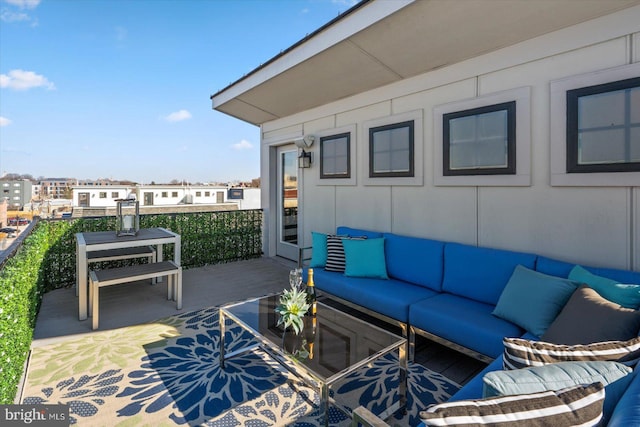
[383,233,445,292]
[336,226,383,239]
[536,256,640,284]
[442,243,537,305]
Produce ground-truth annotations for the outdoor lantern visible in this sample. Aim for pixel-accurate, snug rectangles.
[116,197,139,236]
[298,150,312,168]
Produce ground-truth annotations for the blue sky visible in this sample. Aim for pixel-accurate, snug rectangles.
[0,0,357,183]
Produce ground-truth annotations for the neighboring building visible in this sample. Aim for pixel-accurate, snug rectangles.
[0,199,7,227]
[72,185,135,208]
[40,178,75,199]
[71,185,261,210]
[0,179,33,209]
[212,0,640,269]
[136,185,228,206]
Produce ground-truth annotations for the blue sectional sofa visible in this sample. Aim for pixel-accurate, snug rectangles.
[308,226,640,426]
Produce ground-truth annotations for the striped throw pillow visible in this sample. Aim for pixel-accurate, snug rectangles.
[503,336,640,370]
[325,235,365,272]
[420,383,604,427]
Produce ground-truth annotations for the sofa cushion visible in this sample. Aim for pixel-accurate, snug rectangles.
[313,268,436,322]
[569,265,640,309]
[410,293,523,359]
[482,361,632,423]
[536,255,640,285]
[420,383,604,427]
[442,243,537,305]
[492,265,577,337]
[309,231,328,268]
[383,233,445,292]
[342,237,388,279]
[325,235,365,272]
[336,226,383,239]
[542,285,640,345]
[503,337,640,370]
[608,368,640,426]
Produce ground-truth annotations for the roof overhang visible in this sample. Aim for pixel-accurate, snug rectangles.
[211,0,640,126]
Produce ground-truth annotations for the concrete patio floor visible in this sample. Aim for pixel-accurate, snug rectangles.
[33,256,295,347]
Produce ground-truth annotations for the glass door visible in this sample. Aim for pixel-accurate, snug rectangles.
[276,146,299,261]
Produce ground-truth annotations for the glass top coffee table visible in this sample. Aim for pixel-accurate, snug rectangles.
[219,294,407,426]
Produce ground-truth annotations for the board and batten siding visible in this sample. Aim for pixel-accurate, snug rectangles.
[261,7,640,271]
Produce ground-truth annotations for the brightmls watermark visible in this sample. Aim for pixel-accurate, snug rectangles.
[1,405,68,426]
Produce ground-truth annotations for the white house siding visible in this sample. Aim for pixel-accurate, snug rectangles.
[261,7,640,271]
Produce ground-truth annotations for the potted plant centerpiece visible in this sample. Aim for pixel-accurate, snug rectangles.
[276,285,311,335]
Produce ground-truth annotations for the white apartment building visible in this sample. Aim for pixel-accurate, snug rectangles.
[72,185,261,210]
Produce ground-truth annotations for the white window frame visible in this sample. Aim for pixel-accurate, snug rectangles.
[550,63,640,186]
[317,124,357,186]
[362,110,423,186]
[434,86,531,186]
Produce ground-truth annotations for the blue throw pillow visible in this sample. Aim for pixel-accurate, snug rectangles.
[483,361,633,423]
[569,265,640,309]
[309,232,328,268]
[342,237,388,279]
[492,265,578,337]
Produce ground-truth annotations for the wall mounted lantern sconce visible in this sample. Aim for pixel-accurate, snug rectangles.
[298,150,312,168]
[295,135,315,169]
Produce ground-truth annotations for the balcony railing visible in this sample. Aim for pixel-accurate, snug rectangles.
[0,209,263,403]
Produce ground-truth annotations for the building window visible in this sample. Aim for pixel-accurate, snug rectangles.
[111,192,119,198]
[443,101,516,176]
[566,77,639,173]
[172,191,178,197]
[369,120,414,178]
[550,63,640,186]
[195,191,201,197]
[228,188,243,199]
[320,132,350,179]
[99,192,107,198]
[205,191,210,197]
[161,192,168,198]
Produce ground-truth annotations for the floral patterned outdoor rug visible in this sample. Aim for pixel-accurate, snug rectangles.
[21,307,459,426]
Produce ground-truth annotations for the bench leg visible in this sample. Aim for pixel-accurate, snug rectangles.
[92,282,99,330]
[167,274,173,300]
[176,268,182,310]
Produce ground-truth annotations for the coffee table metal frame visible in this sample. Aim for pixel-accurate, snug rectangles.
[219,294,407,426]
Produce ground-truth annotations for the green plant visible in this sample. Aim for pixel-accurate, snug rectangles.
[0,221,52,403]
[275,287,311,334]
[0,209,263,404]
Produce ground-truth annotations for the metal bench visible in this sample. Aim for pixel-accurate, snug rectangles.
[77,246,157,296]
[88,260,182,330]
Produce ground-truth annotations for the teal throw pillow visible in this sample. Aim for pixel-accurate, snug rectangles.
[309,232,328,268]
[482,361,633,423]
[569,265,640,309]
[342,237,388,279]
[492,265,578,337]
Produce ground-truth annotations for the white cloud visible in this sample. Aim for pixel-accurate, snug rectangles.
[0,9,28,22]
[0,116,11,127]
[163,109,192,122]
[232,139,253,150]
[1,0,39,24]
[0,69,55,90]
[3,0,41,9]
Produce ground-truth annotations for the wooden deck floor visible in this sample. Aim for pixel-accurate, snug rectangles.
[33,256,486,385]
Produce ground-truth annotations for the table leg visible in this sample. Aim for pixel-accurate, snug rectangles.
[155,243,163,283]
[399,342,408,414]
[77,243,87,320]
[321,383,330,427]
[219,310,226,369]
[174,234,181,266]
